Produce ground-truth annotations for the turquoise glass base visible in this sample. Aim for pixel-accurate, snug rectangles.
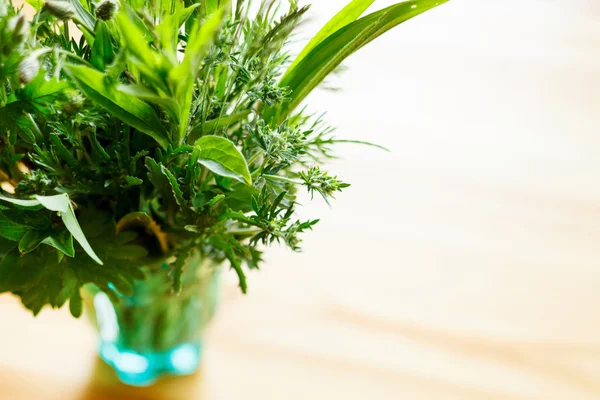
[84,253,221,386]
[99,341,202,386]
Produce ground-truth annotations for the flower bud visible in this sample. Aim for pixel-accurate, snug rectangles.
[8,15,29,45]
[44,1,75,21]
[18,55,40,85]
[95,0,118,21]
[62,92,85,115]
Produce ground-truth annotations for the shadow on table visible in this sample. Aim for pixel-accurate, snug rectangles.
[77,357,206,400]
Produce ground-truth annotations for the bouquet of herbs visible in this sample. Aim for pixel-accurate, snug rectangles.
[0,0,447,318]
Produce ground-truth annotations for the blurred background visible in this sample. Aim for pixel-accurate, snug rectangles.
[3,0,600,398]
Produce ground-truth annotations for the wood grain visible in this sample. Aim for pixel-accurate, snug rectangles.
[2,0,600,398]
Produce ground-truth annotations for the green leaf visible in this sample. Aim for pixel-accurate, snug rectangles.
[0,209,51,230]
[271,0,449,121]
[157,4,201,56]
[171,5,227,143]
[224,185,260,213]
[90,22,114,71]
[209,236,247,293]
[122,176,144,188]
[285,0,375,75]
[69,0,96,34]
[0,195,43,208]
[6,73,69,114]
[69,289,83,318]
[203,0,219,16]
[194,135,252,186]
[34,194,102,264]
[64,64,170,149]
[0,215,28,241]
[0,208,148,316]
[49,133,77,167]
[161,165,187,207]
[25,0,44,10]
[116,6,161,71]
[18,230,47,254]
[42,230,75,258]
[118,84,180,121]
[189,110,252,138]
[168,252,189,294]
[0,243,41,293]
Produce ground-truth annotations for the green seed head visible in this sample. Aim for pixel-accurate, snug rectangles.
[95,0,118,21]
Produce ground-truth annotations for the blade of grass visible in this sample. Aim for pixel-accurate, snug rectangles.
[284,0,375,76]
[270,0,449,122]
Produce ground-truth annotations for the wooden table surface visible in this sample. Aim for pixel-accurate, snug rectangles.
[2,1,600,399]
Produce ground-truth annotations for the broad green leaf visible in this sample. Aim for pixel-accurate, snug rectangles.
[0,244,42,293]
[18,230,47,254]
[195,135,252,186]
[118,84,180,121]
[90,22,114,71]
[224,185,260,213]
[0,209,51,230]
[285,0,376,76]
[116,7,161,71]
[42,230,75,258]
[157,4,201,56]
[0,215,28,241]
[204,0,219,15]
[271,0,449,121]
[34,194,103,264]
[0,208,148,316]
[69,0,96,34]
[6,72,69,114]
[25,0,44,10]
[0,195,42,208]
[171,5,227,143]
[128,0,146,10]
[64,64,170,149]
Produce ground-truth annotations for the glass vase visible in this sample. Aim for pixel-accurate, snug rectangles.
[84,252,221,386]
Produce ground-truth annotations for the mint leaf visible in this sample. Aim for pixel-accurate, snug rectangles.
[195,135,252,186]
[35,194,103,264]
